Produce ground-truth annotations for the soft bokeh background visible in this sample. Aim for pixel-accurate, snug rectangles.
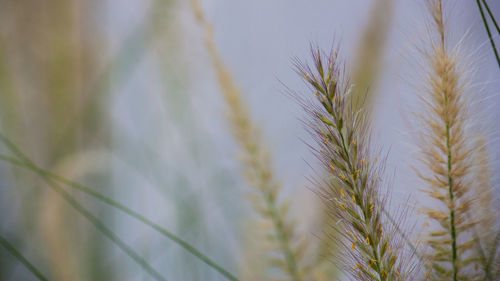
[0,0,499,280]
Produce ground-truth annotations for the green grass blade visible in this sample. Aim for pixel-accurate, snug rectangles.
[38,178,168,281]
[0,137,167,281]
[0,234,49,281]
[0,134,239,281]
[481,0,500,34]
[476,0,500,69]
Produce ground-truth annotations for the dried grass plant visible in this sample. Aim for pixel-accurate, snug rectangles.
[191,1,326,280]
[414,1,500,280]
[0,1,499,281]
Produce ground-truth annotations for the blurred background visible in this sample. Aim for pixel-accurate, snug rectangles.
[0,0,499,280]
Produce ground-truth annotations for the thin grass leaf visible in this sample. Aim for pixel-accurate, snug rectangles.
[41,179,167,281]
[476,0,500,69]
[0,135,167,281]
[0,234,49,281]
[0,134,239,281]
[481,0,500,35]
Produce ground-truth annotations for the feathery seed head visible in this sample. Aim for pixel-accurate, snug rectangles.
[414,1,497,280]
[296,46,414,281]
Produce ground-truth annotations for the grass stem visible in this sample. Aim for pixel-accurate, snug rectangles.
[0,134,239,281]
[0,234,49,281]
[481,0,500,34]
[476,0,500,69]
[0,139,168,281]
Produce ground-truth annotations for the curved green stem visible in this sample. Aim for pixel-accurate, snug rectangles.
[444,96,458,281]
[42,176,168,281]
[0,234,49,281]
[0,134,239,281]
[481,0,500,34]
[476,0,500,69]
[0,135,167,281]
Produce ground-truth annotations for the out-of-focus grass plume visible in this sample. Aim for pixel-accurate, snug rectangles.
[0,1,110,279]
[350,0,395,117]
[190,0,341,280]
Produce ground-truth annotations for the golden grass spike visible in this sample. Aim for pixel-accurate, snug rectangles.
[416,1,485,280]
[190,1,312,280]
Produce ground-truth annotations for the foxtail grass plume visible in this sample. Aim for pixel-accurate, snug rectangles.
[302,2,396,279]
[296,48,413,281]
[190,1,316,280]
[415,0,490,279]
